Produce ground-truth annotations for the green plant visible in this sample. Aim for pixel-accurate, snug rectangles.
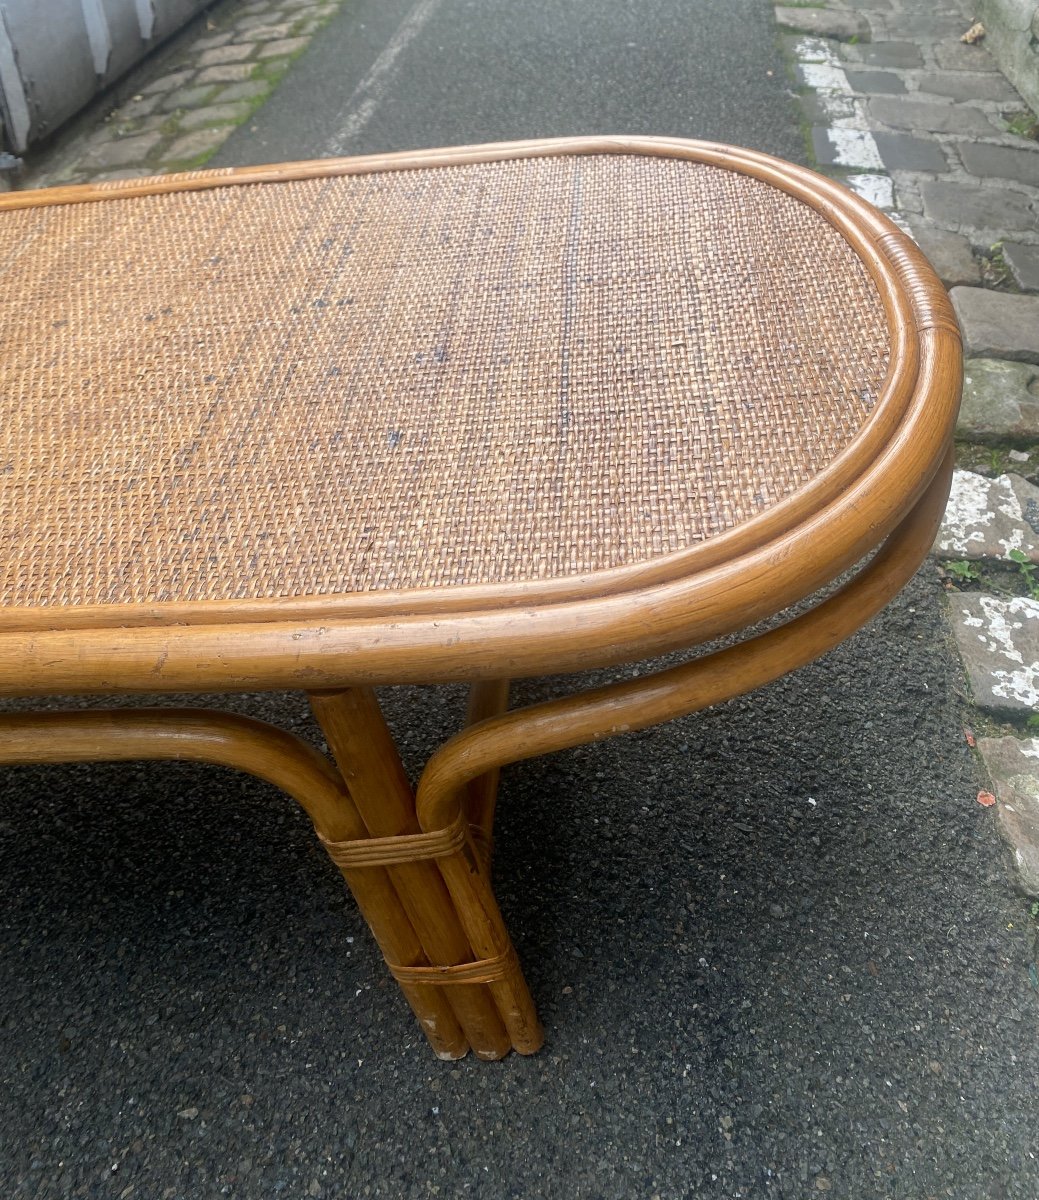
[944,559,981,583]
[1008,548,1039,600]
[1031,900,1038,918]
[1006,110,1039,140]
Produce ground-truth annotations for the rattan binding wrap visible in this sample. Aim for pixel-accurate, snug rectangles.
[0,154,888,610]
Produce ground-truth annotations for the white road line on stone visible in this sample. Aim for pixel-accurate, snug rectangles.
[816,94,865,127]
[963,595,1039,708]
[845,173,895,209]
[799,63,851,92]
[825,127,885,170]
[792,40,900,220]
[324,0,443,153]
[792,37,841,66]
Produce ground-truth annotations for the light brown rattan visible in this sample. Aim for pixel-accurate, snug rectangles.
[0,154,888,610]
[0,137,961,1062]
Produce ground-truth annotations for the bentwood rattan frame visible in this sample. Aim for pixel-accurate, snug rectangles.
[0,137,960,1060]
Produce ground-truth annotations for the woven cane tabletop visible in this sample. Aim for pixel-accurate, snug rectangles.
[0,147,891,613]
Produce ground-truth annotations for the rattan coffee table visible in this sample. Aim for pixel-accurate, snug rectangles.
[0,137,959,1060]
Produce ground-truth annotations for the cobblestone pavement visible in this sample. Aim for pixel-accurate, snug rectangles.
[11,0,344,190]
[778,0,1039,906]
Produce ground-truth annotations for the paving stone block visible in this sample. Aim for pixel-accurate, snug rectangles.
[1004,243,1039,293]
[775,7,870,41]
[958,142,1039,188]
[160,85,220,112]
[126,113,171,135]
[79,132,163,169]
[868,96,995,136]
[193,31,235,49]
[975,736,1039,896]
[799,91,861,125]
[937,470,1039,561]
[886,15,977,37]
[233,21,295,41]
[217,80,272,103]
[952,288,1039,364]
[958,359,1039,439]
[256,36,310,58]
[197,43,256,66]
[292,14,325,34]
[141,70,194,96]
[843,69,907,93]
[914,71,1019,102]
[116,94,162,120]
[163,128,231,163]
[236,12,285,30]
[934,41,997,71]
[921,181,1037,232]
[842,41,923,67]
[951,593,1039,713]
[177,102,254,131]
[196,63,257,85]
[872,132,948,171]
[906,217,980,287]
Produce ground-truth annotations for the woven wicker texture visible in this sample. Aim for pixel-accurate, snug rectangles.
[0,154,889,608]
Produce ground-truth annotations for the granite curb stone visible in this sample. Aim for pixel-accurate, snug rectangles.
[1004,243,1039,292]
[774,5,872,39]
[976,736,1039,896]
[935,470,1039,562]
[915,70,1020,100]
[785,0,1039,949]
[958,141,1039,187]
[843,41,925,67]
[952,288,1039,363]
[950,592,1039,714]
[868,95,997,135]
[872,131,949,170]
[905,217,981,286]
[958,359,1039,439]
[921,182,1037,233]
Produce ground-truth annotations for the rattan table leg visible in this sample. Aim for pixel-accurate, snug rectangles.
[308,688,514,1060]
[0,707,469,1061]
[411,450,955,1055]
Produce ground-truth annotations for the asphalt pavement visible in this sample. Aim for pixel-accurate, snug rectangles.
[3,1,1038,1197]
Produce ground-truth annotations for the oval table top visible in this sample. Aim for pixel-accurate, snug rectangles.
[0,137,960,693]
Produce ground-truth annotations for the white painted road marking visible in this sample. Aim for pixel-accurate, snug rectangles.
[324,0,444,154]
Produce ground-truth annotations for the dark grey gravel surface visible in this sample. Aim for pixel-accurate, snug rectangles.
[212,0,806,163]
[4,0,1039,1197]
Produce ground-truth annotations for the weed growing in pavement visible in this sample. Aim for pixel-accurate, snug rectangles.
[1008,549,1039,600]
[945,560,982,584]
[1004,109,1039,140]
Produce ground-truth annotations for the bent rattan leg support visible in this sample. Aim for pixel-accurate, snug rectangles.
[0,451,950,1062]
